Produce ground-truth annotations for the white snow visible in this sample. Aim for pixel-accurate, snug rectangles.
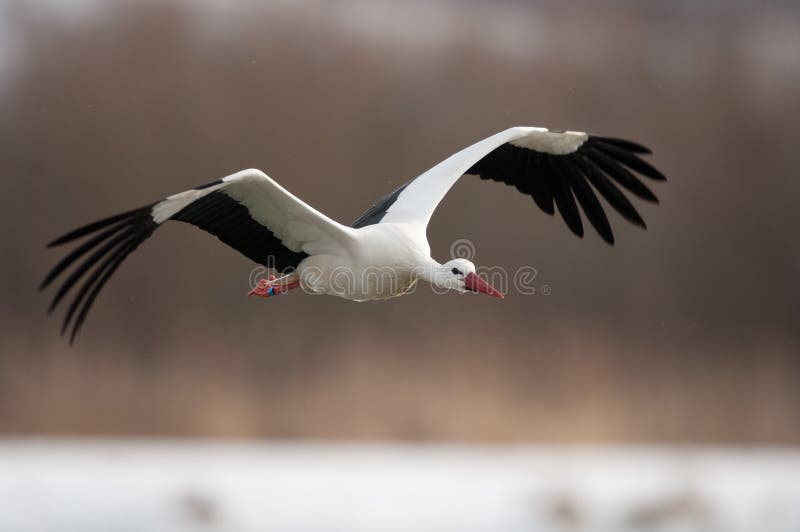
[1,441,799,532]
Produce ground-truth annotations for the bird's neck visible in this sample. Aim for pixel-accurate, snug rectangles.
[416,257,450,288]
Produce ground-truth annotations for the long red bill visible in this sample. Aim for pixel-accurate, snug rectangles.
[464,272,504,299]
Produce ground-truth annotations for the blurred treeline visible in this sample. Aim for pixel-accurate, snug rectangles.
[1,0,798,442]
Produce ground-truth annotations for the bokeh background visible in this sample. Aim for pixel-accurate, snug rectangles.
[1,1,799,529]
[3,0,798,442]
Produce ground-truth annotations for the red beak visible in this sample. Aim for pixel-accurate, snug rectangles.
[464,272,504,299]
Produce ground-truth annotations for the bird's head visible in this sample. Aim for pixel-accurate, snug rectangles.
[438,258,504,299]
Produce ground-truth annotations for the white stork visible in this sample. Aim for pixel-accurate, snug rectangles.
[42,127,665,342]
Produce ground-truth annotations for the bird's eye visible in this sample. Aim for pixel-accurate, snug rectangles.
[451,268,462,275]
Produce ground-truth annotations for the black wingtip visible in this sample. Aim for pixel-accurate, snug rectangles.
[46,235,76,248]
[43,205,158,344]
[591,139,667,182]
[68,327,79,346]
[45,207,148,248]
[625,206,648,230]
[47,231,84,249]
[46,234,70,248]
[591,135,653,155]
[532,195,556,216]
[599,231,615,246]
[585,148,660,204]
[596,229,614,245]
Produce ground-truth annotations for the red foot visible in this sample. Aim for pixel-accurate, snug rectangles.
[248,276,300,298]
[248,278,275,297]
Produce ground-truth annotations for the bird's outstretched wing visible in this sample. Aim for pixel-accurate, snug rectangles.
[352,127,665,244]
[41,169,354,342]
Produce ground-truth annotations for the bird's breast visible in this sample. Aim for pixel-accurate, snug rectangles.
[297,224,426,301]
[297,256,417,301]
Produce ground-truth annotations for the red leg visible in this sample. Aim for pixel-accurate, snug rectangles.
[248,275,300,298]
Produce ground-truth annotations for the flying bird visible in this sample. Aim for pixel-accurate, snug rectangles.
[42,127,665,342]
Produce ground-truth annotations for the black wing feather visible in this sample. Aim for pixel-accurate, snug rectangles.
[563,161,614,244]
[592,140,666,181]
[62,235,138,340]
[584,146,659,203]
[48,225,140,314]
[351,181,411,228]
[546,157,583,238]
[39,217,135,291]
[576,155,647,229]
[464,133,663,243]
[591,135,652,154]
[171,191,307,270]
[43,184,307,343]
[527,151,556,215]
[46,207,148,247]
[67,236,145,343]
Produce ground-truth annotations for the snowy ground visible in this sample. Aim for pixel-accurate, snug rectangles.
[1,441,799,532]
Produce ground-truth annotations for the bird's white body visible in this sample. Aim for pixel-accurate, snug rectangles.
[298,223,429,300]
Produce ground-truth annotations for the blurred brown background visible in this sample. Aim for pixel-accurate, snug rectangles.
[1,0,798,443]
